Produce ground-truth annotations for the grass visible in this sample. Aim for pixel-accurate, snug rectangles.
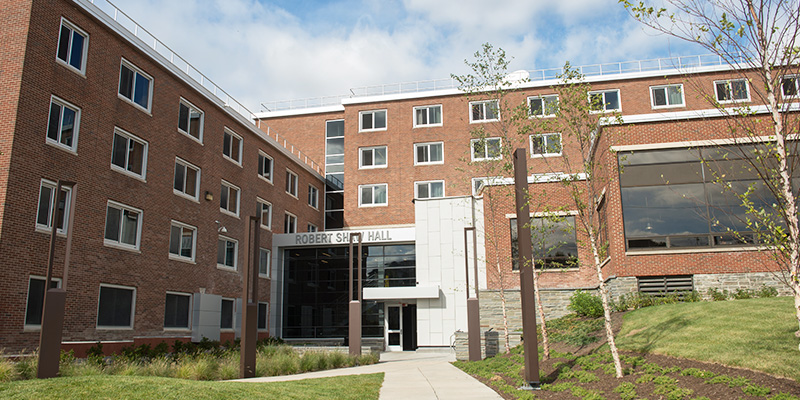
[616,296,800,381]
[0,373,384,400]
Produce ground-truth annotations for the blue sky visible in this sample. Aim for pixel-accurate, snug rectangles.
[108,0,704,112]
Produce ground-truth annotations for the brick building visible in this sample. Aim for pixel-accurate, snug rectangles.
[1,0,795,355]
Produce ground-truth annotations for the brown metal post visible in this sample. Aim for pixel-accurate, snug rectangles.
[38,180,75,379]
[240,214,260,378]
[348,233,362,356]
[513,148,541,388]
[464,227,481,361]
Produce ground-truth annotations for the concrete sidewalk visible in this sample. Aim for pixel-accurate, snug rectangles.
[234,350,503,399]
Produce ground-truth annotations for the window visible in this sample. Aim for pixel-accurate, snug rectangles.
[222,129,242,164]
[258,199,272,230]
[111,128,148,180]
[530,133,562,157]
[284,212,297,233]
[104,201,142,250]
[177,99,203,142]
[258,151,273,182]
[220,298,235,330]
[359,110,387,131]
[259,248,270,278]
[414,142,444,165]
[359,184,388,207]
[471,137,502,161]
[781,76,799,98]
[56,18,88,74]
[173,158,200,200]
[589,89,621,112]
[415,180,444,199]
[359,146,387,168]
[285,170,298,197]
[414,105,442,127]
[220,180,240,216]
[118,59,152,112]
[97,284,135,328]
[510,216,579,270]
[36,179,71,233]
[164,292,191,329]
[258,302,268,331]
[308,185,319,209]
[47,96,80,152]
[217,236,238,270]
[307,223,318,232]
[529,95,558,117]
[168,221,196,262]
[650,84,684,108]
[470,100,499,122]
[715,79,750,103]
[472,177,487,196]
[25,276,61,327]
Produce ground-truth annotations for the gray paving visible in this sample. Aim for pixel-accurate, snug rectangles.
[233,350,503,399]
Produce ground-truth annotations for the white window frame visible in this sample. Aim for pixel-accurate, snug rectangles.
[118,58,153,113]
[528,95,559,117]
[56,18,88,75]
[177,98,204,143]
[471,137,502,161]
[35,179,72,234]
[103,200,142,251]
[359,109,387,132]
[24,275,62,329]
[222,128,243,165]
[359,146,388,169]
[284,212,297,234]
[414,142,444,165]
[308,184,319,209]
[96,283,136,330]
[46,96,81,153]
[650,84,685,109]
[530,133,563,158]
[588,89,621,113]
[413,104,443,127]
[163,291,192,330]
[110,127,148,181]
[415,180,445,199]
[168,220,196,263]
[220,297,236,331]
[258,151,274,184]
[469,100,499,123]
[307,223,318,232]
[259,247,271,278]
[220,180,240,217]
[781,75,799,98]
[359,183,388,207]
[285,169,298,197]
[714,79,751,103]
[173,157,200,201]
[258,197,272,230]
[217,235,238,271]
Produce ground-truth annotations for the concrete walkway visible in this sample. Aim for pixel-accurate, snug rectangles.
[234,350,503,399]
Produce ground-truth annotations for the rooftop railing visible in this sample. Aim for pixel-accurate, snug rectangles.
[83,0,323,175]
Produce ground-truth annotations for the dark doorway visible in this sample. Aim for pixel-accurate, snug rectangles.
[402,304,417,351]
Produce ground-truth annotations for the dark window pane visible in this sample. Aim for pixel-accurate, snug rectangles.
[178,103,189,132]
[104,206,121,241]
[169,225,181,255]
[119,65,134,99]
[97,286,133,327]
[258,303,267,330]
[221,299,233,329]
[69,32,84,70]
[361,113,372,130]
[185,167,197,196]
[37,186,52,226]
[669,236,710,247]
[25,279,46,325]
[174,163,184,191]
[133,73,150,108]
[223,133,231,157]
[164,294,190,328]
[326,120,344,138]
[111,134,128,169]
[60,107,75,146]
[57,25,70,62]
[126,140,144,174]
[48,103,61,141]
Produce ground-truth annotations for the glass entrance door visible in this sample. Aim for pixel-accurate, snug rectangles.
[386,305,402,351]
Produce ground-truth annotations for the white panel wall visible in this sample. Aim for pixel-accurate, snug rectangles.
[192,293,222,342]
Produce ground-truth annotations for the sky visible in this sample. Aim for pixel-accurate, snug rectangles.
[107,0,705,113]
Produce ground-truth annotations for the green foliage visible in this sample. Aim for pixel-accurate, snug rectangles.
[635,373,655,383]
[570,385,606,400]
[614,382,637,400]
[559,368,600,383]
[770,393,800,400]
[547,314,603,346]
[542,381,576,392]
[742,384,772,397]
[732,288,753,300]
[86,342,104,359]
[756,285,779,298]
[0,356,19,382]
[614,291,701,312]
[569,290,604,318]
[707,287,730,301]
[13,354,37,380]
[680,367,715,379]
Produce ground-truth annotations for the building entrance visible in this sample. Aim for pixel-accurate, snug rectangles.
[385,303,417,351]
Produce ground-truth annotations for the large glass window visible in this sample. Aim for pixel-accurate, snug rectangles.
[177,99,203,142]
[414,142,444,165]
[97,284,135,328]
[220,298,234,330]
[529,95,558,117]
[25,276,61,327]
[510,216,579,270]
[359,146,387,168]
[471,137,501,161]
[415,180,444,199]
[325,120,345,229]
[414,105,442,127]
[470,100,499,122]
[104,201,141,250]
[360,110,387,131]
[217,236,238,270]
[56,18,88,74]
[164,292,191,329]
[359,184,388,206]
[36,179,71,233]
[715,79,749,103]
[47,96,80,152]
[169,221,196,262]
[173,158,200,200]
[118,59,152,112]
[530,133,562,157]
[111,128,147,179]
[589,89,620,112]
[650,84,684,108]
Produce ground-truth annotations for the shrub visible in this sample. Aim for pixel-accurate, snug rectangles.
[732,288,753,300]
[218,352,239,380]
[569,290,604,318]
[14,353,37,380]
[0,356,19,382]
[757,285,779,298]
[613,382,637,400]
[60,360,105,377]
[141,357,176,377]
[743,384,771,397]
[707,288,729,301]
[175,354,219,380]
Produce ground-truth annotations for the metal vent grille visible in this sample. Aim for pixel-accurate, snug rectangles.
[637,275,693,295]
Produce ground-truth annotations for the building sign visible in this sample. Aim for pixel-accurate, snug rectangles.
[273,227,415,248]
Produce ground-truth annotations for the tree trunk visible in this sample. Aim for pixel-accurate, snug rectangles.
[588,226,623,377]
[533,270,550,360]
[497,261,512,354]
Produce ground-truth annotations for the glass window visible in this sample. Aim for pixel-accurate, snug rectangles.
[258,151,273,182]
[220,181,240,216]
[173,158,200,200]
[222,129,242,164]
[169,221,196,261]
[286,170,298,196]
[308,223,318,232]
[414,105,442,127]
[25,276,61,326]
[471,137,502,161]
[414,142,444,165]
[651,84,684,108]
[308,185,319,209]
[415,180,445,199]
[529,95,558,117]
[530,133,562,156]
[111,128,147,179]
[164,292,191,329]
[470,100,499,122]
[715,79,750,102]
[510,216,579,270]
[56,19,88,74]
[97,285,135,328]
[360,110,387,131]
[284,213,297,233]
[217,236,237,270]
[259,248,270,277]
[177,99,203,142]
[104,201,141,250]
[36,180,71,233]
[258,302,268,331]
[47,97,80,152]
[782,76,799,98]
[118,60,152,111]
[589,89,620,112]
[359,184,388,206]
[220,298,234,329]
[360,146,387,168]
[259,199,272,230]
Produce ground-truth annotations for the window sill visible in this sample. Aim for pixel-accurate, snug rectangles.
[531,153,562,158]
[118,95,152,116]
[111,165,147,183]
[359,165,388,170]
[469,119,499,124]
[174,190,200,203]
[96,326,134,331]
[223,155,243,167]
[414,161,445,166]
[413,123,443,129]
[168,254,196,264]
[56,59,87,77]
[177,129,203,145]
[259,274,270,279]
[103,241,141,253]
[625,246,765,256]
[163,327,191,332]
[651,104,685,110]
[23,325,42,332]
[45,140,78,155]
[359,128,388,133]
[258,175,274,185]
[217,265,238,272]
[528,115,556,119]
[260,225,272,231]
[717,99,751,104]
[359,204,388,208]
[219,209,240,219]
[35,226,67,237]
[285,193,299,200]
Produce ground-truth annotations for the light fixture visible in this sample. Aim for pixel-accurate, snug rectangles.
[215,220,227,234]
[204,191,213,201]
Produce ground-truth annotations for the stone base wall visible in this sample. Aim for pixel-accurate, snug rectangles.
[694,271,791,297]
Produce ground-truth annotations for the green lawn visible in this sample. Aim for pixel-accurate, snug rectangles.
[617,296,800,381]
[0,373,384,400]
